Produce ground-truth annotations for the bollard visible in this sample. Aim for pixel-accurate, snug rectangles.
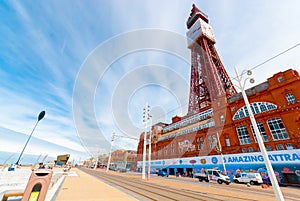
[21,169,53,201]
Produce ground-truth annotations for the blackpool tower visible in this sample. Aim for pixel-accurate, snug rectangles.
[186,4,236,114]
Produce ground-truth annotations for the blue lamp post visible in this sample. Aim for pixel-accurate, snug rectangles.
[15,111,46,166]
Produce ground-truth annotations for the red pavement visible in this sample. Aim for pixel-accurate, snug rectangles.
[55,168,136,201]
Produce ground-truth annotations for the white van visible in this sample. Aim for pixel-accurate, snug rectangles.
[233,172,263,185]
[195,169,231,185]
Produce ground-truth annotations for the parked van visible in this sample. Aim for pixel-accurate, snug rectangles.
[234,172,263,185]
[195,169,231,185]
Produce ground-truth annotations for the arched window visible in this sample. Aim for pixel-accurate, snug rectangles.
[233,102,277,120]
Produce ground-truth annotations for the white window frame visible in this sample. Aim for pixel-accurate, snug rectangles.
[276,144,284,150]
[267,117,289,140]
[236,125,251,145]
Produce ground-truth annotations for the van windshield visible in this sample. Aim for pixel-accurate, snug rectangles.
[219,172,226,176]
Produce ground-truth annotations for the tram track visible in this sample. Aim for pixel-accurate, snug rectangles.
[79,168,254,201]
[167,176,299,201]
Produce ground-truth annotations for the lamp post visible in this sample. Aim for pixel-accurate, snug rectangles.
[106,132,115,173]
[15,111,45,166]
[142,103,150,180]
[216,132,226,174]
[147,115,152,180]
[234,67,284,201]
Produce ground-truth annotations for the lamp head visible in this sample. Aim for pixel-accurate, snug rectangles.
[38,111,46,121]
[250,78,255,84]
[247,70,252,76]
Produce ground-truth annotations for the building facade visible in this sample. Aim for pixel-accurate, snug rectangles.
[106,150,137,171]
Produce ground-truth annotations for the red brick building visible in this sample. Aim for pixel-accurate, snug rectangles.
[138,69,300,161]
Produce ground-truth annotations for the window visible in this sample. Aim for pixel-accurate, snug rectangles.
[164,146,168,155]
[286,93,296,104]
[277,76,284,82]
[236,125,251,145]
[248,147,254,152]
[220,115,225,123]
[158,146,162,156]
[197,137,204,150]
[233,102,277,120]
[260,104,267,112]
[242,148,247,153]
[266,146,272,151]
[208,134,217,149]
[162,108,213,133]
[178,142,183,153]
[171,143,175,153]
[286,143,294,150]
[252,103,260,114]
[267,118,289,140]
[225,136,230,147]
[250,122,268,142]
[276,144,284,150]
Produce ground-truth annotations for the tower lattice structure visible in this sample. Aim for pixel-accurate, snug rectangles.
[186,4,236,113]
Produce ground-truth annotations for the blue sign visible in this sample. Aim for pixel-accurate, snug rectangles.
[211,157,218,164]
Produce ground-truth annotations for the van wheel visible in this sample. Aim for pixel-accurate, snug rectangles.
[234,179,239,183]
[226,182,230,185]
[250,181,255,185]
[205,179,209,182]
[217,179,223,184]
[199,178,203,182]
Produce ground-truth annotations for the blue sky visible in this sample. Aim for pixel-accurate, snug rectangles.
[0,0,300,159]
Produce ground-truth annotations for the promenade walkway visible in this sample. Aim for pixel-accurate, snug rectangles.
[55,168,136,201]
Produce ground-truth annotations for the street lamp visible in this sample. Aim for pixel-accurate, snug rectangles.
[147,115,152,181]
[15,111,46,166]
[106,132,115,173]
[142,103,150,180]
[216,132,226,174]
[234,67,284,201]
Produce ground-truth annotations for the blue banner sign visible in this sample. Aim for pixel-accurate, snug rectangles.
[137,149,300,167]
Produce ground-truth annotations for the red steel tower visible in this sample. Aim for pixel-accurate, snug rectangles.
[186,4,236,113]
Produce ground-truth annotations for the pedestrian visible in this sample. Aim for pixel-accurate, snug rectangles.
[38,162,45,169]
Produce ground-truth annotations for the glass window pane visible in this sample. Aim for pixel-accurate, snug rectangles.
[267,118,289,141]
